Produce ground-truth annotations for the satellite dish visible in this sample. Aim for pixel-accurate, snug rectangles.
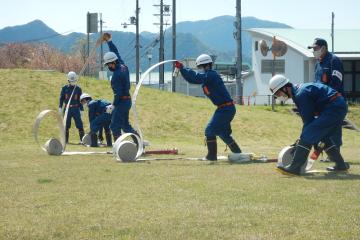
[259,40,269,57]
[272,39,288,57]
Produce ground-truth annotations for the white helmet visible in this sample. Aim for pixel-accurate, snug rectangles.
[67,71,77,84]
[80,93,92,102]
[103,52,118,65]
[269,74,289,95]
[195,54,213,66]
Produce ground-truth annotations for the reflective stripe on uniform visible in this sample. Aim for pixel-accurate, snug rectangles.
[332,70,343,81]
[217,101,234,108]
[322,73,328,83]
[203,86,210,95]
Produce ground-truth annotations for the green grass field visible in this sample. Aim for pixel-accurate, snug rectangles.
[1,69,360,239]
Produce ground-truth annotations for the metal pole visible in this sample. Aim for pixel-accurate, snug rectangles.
[171,0,176,92]
[100,13,103,71]
[331,12,334,53]
[148,56,152,85]
[235,0,243,104]
[271,53,276,111]
[87,12,90,76]
[87,32,90,76]
[136,0,140,84]
[159,0,164,88]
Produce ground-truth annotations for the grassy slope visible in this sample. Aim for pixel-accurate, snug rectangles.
[0,69,360,239]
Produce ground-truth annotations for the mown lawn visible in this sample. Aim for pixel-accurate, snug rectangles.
[0,69,359,239]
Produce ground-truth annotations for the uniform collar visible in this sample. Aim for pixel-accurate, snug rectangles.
[320,51,331,63]
[291,84,300,100]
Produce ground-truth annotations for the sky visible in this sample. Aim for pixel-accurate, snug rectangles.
[0,0,359,34]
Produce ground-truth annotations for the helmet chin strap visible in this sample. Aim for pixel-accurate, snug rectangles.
[279,87,290,98]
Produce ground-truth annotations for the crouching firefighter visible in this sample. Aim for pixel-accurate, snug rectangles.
[174,54,242,161]
[102,32,139,144]
[80,93,113,147]
[269,74,349,176]
[59,71,85,143]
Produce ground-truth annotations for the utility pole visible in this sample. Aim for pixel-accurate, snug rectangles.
[159,0,165,88]
[87,12,90,76]
[171,0,176,92]
[87,12,98,76]
[135,0,140,84]
[147,51,153,85]
[153,1,170,89]
[331,12,335,53]
[100,13,104,71]
[235,0,243,104]
[122,1,140,84]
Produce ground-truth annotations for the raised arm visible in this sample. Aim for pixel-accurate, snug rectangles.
[180,68,207,85]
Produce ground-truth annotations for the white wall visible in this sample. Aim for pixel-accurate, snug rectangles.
[243,33,313,105]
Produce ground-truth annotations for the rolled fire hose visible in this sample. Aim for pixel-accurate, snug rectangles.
[277,146,307,173]
[33,110,66,155]
[33,110,111,156]
[112,133,142,162]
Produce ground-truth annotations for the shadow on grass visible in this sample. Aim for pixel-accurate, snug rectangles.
[347,161,360,165]
[304,172,360,181]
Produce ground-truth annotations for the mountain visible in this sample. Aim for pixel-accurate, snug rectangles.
[0,16,292,71]
[0,20,58,43]
[0,20,229,71]
[175,15,292,63]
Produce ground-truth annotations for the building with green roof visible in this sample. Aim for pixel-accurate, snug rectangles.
[244,28,360,104]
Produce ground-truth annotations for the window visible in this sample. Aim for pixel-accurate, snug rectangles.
[342,59,360,102]
[261,59,285,74]
[255,41,258,51]
[343,74,353,92]
[343,61,352,72]
[356,61,360,71]
[356,74,360,91]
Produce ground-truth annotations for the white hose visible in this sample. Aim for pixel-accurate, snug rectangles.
[131,60,177,142]
[33,109,66,153]
[34,39,101,154]
[63,39,102,128]
[112,133,143,161]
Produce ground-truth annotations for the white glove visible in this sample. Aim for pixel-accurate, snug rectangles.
[58,107,62,114]
[106,105,114,114]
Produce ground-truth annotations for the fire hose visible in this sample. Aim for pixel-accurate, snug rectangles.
[33,38,102,155]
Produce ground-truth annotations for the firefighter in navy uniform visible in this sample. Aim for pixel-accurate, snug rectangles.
[80,93,113,147]
[269,75,349,176]
[58,71,84,143]
[175,54,242,161]
[101,33,139,143]
[308,38,344,95]
[308,38,345,157]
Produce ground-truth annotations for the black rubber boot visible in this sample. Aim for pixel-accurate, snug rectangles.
[325,145,350,172]
[90,133,98,147]
[228,141,241,153]
[113,134,121,142]
[129,130,140,146]
[65,128,70,143]
[105,130,112,147]
[98,128,104,143]
[277,140,311,176]
[205,136,217,161]
[131,135,139,146]
[79,128,85,143]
